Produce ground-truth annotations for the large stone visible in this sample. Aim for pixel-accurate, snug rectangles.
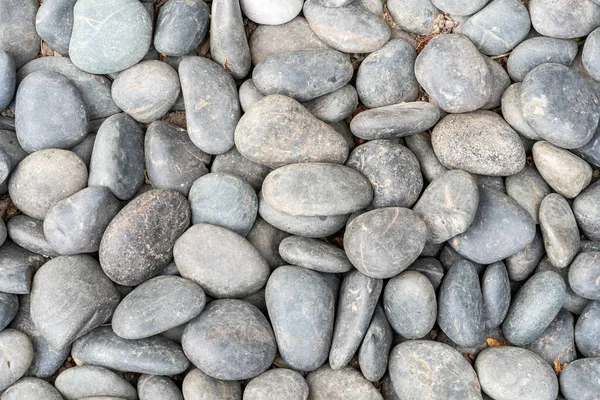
[507,37,578,82]
[179,56,240,155]
[404,131,448,182]
[302,84,357,123]
[244,369,309,400]
[212,147,271,192]
[539,193,580,268]
[0,0,39,68]
[99,189,190,286]
[526,309,576,366]
[569,252,600,300]
[1,377,63,400]
[154,0,209,56]
[344,207,427,279]
[306,365,382,400]
[279,236,352,273]
[575,301,600,357]
[0,329,33,391]
[55,365,137,400]
[35,0,77,55]
[137,375,183,400]
[210,0,251,79]
[505,165,551,224]
[182,369,241,400]
[529,0,600,39]
[573,180,600,240]
[559,358,600,400]
[358,305,393,382]
[387,0,440,35]
[0,51,15,110]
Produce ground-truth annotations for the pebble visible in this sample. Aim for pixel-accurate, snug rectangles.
[526,308,576,366]
[505,230,545,281]
[575,301,600,357]
[35,0,76,55]
[507,37,579,82]
[406,258,445,289]
[502,270,566,346]
[243,369,309,400]
[246,217,289,269]
[345,207,427,279]
[6,216,55,257]
[349,102,441,140]
[210,0,251,79]
[529,0,600,39]
[559,358,600,400]
[505,165,551,224]
[539,193,580,268]
[182,369,241,400]
[536,256,590,316]
[306,365,383,400]
[533,141,593,198]
[0,291,17,331]
[137,375,183,400]
[112,275,206,340]
[111,61,180,123]
[72,326,190,375]
[0,329,33,391]
[145,121,210,196]
[265,265,335,371]
[1,377,63,400]
[404,131,448,182]
[71,133,96,167]
[211,147,271,192]
[174,223,270,298]
[99,189,190,286]
[583,27,600,83]
[358,305,393,381]
[569,252,600,300]
[0,0,39,68]
[356,39,419,108]
[302,84,358,123]
[482,57,511,109]
[241,0,303,25]
[154,0,210,56]
[238,79,264,112]
[389,340,482,400]
[475,346,559,400]
[415,34,493,113]
[279,236,351,273]
[179,56,240,155]
[54,365,137,400]
[303,1,390,54]
[43,186,121,255]
[0,51,15,110]
[572,122,600,168]
[500,83,540,139]
[0,241,45,294]
[387,0,441,35]
[574,181,600,241]
[235,95,348,168]
[482,262,511,330]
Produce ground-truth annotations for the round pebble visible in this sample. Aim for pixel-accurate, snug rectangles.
[153,0,210,56]
[243,369,309,400]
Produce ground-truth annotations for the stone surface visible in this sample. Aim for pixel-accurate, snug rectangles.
[246,217,289,270]
[539,193,580,268]
[482,262,511,330]
[508,37,578,82]
[387,0,440,35]
[475,346,558,400]
[529,0,600,39]
[406,258,445,289]
[211,147,271,192]
[501,83,540,140]
[241,0,302,25]
[279,236,352,273]
[569,252,600,300]
[154,0,209,56]
[55,365,137,400]
[505,230,545,281]
[526,308,576,366]
[35,0,76,55]
[306,365,382,400]
[505,165,551,224]
[559,357,600,400]
[0,291,17,331]
[536,256,590,316]
[0,51,15,110]
[302,84,357,123]
[404,131,448,182]
[243,369,309,400]
[584,27,600,82]
[0,0,39,68]
[0,329,33,391]
[1,377,63,400]
[182,369,241,400]
[575,301,600,357]
[574,180,600,240]
[358,305,393,382]
[137,375,183,400]
[238,79,264,112]
[210,0,251,79]
[71,133,96,167]
[99,189,190,286]
[265,265,335,371]
[179,56,240,155]
[0,241,45,295]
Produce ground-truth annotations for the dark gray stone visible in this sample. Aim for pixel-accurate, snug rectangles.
[244,369,308,400]
[406,258,444,289]
[358,305,393,382]
[210,0,251,79]
[482,262,511,330]
[173,223,269,298]
[99,189,190,286]
[0,0,39,68]
[246,216,289,270]
[35,0,76,55]
[506,164,551,224]
[71,133,96,167]
[212,147,271,192]
[303,1,390,53]
[502,271,566,346]
[30,255,119,349]
[241,0,302,25]
[88,113,144,200]
[145,121,210,196]
[560,357,600,400]
[505,229,545,281]
[525,308,576,366]
[415,34,493,113]
[432,111,526,176]
[574,180,600,240]
[475,346,558,400]
[508,37,578,82]
[0,329,33,391]
[138,375,183,400]
[350,102,440,140]
[530,0,600,39]
[265,265,335,371]
[112,275,206,339]
[404,131,448,182]
[239,79,264,113]
[182,299,276,380]
[179,56,240,155]
[302,84,357,123]
[154,0,209,56]
[69,0,152,74]
[55,365,137,400]
[569,252,600,300]
[111,61,180,123]
[306,365,382,400]
[0,292,17,331]
[182,369,241,400]
[0,51,15,110]
[449,188,536,264]
[346,140,423,208]
[389,341,482,400]
[345,207,427,279]
[1,377,63,400]
[384,271,436,339]
[279,236,352,273]
[72,326,190,375]
[534,141,592,198]
[387,0,440,34]
[501,83,541,139]
[536,256,590,315]
[539,193,580,268]
[481,56,511,110]
[44,186,121,255]
[0,117,15,130]
[575,301,600,356]
[7,215,59,257]
[329,271,382,369]
[585,27,600,83]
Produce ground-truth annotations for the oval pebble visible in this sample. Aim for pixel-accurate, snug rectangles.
[505,164,551,224]
[482,262,511,330]
[182,369,241,400]
[0,0,39,68]
[529,0,600,39]
[1,377,63,400]
[210,0,251,79]
[243,369,309,400]
[507,37,578,82]
[241,0,302,25]
[306,365,382,400]
[387,0,441,35]
[302,84,357,123]
[211,147,271,192]
[0,329,33,391]
[539,193,580,268]
[0,52,15,110]
[153,0,210,56]
[279,236,352,273]
[569,251,600,300]
[246,216,289,270]
[559,357,600,400]
[358,305,393,382]
[137,375,183,400]
[573,180,600,240]
[404,131,448,182]
[55,365,137,400]
[575,301,600,357]
[525,308,576,366]
[501,83,540,140]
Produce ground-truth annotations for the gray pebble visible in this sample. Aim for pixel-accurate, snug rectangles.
[482,262,511,330]
[55,365,137,400]
[1,377,63,400]
[387,0,441,35]
[525,308,576,366]
[406,258,444,289]
[506,164,551,223]
[0,51,15,110]
[279,236,352,273]
[7,215,56,257]
[404,131,448,182]
[306,365,382,400]
[501,83,541,139]
[138,375,183,400]
[559,357,600,400]
[0,0,39,68]
[358,305,393,382]
[241,0,303,25]
[327,121,356,152]
[569,251,600,300]
[536,256,590,315]
[238,79,264,113]
[0,292,17,331]
[508,37,578,82]
[505,229,545,281]
[0,241,45,295]
[530,0,600,39]
[574,115,600,169]
[539,193,580,268]
[481,56,511,109]
[71,133,96,167]
[35,0,76,55]
[212,147,271,193]
[573,177,600,240]
[246,217,289,270]
[182,368,241,400]
[243,369,308,400]
[0,329,33,391]
[575,301,600,356]
[210,0,251,79]
[584,27,600,82]
[302,84,358,123]
[154,0,209,56]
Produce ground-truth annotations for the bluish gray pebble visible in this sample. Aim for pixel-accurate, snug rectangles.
[279,236,352,273]
[154,0,209,56]
[559,357,600,400]
[536,256,590,315]
[358,305,393,382]
[573,175,600,240]
[569,251,600,300]
[71,133,96,167]
[501,83,540,139]
[539,193,580,268]
[0,329,33,391]
[0,242,45,295]
[0,0,40,68]
[505,229,545,281]
[35,0,76,55]
[243,368,308,400]
[246,216,289,270]
[404,131,448,182]
[0,291,17,331]
[7,215,59,257]
[1,377,63,400]
[137,374,183,400]
[306,365,383,400]
[505,164,551,223]
[182,368,241,400]
[525,308,576,366]
[54,365,137,400]
[507,37,578,82]
[406,258,445,289]
[0,51,16,110]
[482,262,511,330]
[210,0,251,79]
[212,147,271,192]
[529,0,600,39]
[575,301,600,357]
[302,84,358,123]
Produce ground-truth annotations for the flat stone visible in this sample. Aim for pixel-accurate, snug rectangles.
[302,84,358,123]
[575,301,600,356]
[569,251,600,300]
[35,0,76,55]
[70,0,152,74]
[406,258,445,289]
[145,121,209,196]
[559,358,600,400]
[345,207,427,279]
[450,188,536,264]
[235,96,348,169]
[415,34,493,113]
[8,149,87,220]
[138,375,183,400]
[173,223,269,298]
[212,147,270,192]
[482,262,511,330]
[210,0,251,79]
[182,369,241,400]
[329,271,382,369]
[358,305,393,382]
[0,51,15,110]
[0,291,17,331]
[246,217,289,270]
[154,0,209,56]
[574,180,600,240]
[265,265,335,371]
[389,341,482,400]
[387,0,440,34]
[404,131,448,182]
[182,299,276,380]
[536,256,590,315]
[241,0,303,25]
[112,275,206,340]
[100,189,190,286]
[306,365,382,400]
[505,165,551,224]
[262,163,372,217]
[88,113,144,200]
[0,0,39,68]
[179,56,240,155]
[530,0,600,39]
[505,230,545,281]
[539,193,580,268]
[350,102,440,140]
[279,236,352,273]
[0,329,33,391]
[533,141,593,198]
[507,37,579,82]
[111,61,180,123]
[244,369,309,400]
[413,169,479,244]
[384,271,436,339]
[526,308,576,366]
[1,377,63,400]
[7,215,59,257]
[239,79,264,113]
[55,365,137,400]
[356,39,418,108]
[44,187,121,255]
[501,83,541,139]
[432,111,526,176]
[303,1,390,54]
[475,346,558,400]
